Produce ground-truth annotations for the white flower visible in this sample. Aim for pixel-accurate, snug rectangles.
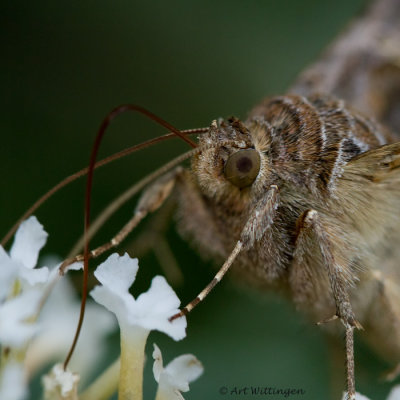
[90,253,187,400]
[0,288,42,348]
[152,343,203,400]
[0,216,49,289]
[42,364,79,400]
[388,385,400,400]
[0,362,27,400]
[90,253,186,340]
[25,269,115,382]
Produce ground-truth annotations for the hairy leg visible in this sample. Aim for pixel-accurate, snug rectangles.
[289,209,361,400]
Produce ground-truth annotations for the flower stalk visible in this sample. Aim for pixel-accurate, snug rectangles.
[80,358,120,400]
[119,326,149,400]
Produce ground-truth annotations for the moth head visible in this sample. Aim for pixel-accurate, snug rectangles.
[192,117,270,203]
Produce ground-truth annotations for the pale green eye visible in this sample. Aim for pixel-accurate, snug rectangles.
[224,149,261,188]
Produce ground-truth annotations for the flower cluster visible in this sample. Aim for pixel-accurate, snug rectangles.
[88,251,201,399]
[0,217,203,400]
[0,216,50,400]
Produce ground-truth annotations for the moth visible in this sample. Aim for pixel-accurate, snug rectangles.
[3,0,400,399]
[155,94,400,400]
[45,92,399,400]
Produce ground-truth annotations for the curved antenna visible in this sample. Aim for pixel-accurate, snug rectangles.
[1,127,208,247]
[63,104,198,369]
[67,127,208,257]
[110,105,198,148]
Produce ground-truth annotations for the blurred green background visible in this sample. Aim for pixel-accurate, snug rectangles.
[1,1,395,399]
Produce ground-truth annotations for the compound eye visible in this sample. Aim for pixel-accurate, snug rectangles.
[224,149,261,188]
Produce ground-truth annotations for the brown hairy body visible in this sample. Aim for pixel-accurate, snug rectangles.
[174,93,400,367]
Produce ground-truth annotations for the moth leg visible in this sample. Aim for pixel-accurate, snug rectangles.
[171,184,279,320]
[291,209,359,400]
[288,213,316,308]
[127,199,184,286]
[60,168,182,273]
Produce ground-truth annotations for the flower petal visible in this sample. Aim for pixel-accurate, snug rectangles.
[136,276,180,312]
[42,363,79,400]
[133,276,186,340]
[90,285,133,326]
[0,246,17,301]
[64,262,82,272]
[153,344,203,400]
[91,254,186,340]
[0,289,41,347]
[0,362,27,400]
[10,216,48,269]
[388,385,400,400]
[19,266,49,287]
[94,253,138,293]
[152,343,164,383]
[165,354,203,390]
